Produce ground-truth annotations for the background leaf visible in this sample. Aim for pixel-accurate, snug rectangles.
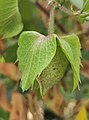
[17,31,56,91]
[4,41,18,63]
[82,0,89,12]
[57,34,81,90]
[75,106,88,120]
[0,55,5,62]
[71,0,84,9]
[0,0,23,38]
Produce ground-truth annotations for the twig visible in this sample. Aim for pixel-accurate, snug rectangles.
[36,1,67,34]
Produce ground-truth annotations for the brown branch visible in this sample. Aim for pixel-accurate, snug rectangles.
[36,1,67,34]
[0,81,11,112]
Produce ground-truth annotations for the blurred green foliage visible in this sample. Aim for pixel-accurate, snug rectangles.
[0,0,89,119]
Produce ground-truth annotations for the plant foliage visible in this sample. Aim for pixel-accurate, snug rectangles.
[0,0,23,38]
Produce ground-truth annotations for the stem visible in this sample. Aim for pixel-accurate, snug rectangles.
[36,1,67,33]
[48,3,56,35]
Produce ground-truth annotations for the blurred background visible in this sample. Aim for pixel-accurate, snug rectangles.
[0,0,89,120]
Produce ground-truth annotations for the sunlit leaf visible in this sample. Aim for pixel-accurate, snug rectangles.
[17,31,57,91]
[57,34,81,90]
[0,55,5,62]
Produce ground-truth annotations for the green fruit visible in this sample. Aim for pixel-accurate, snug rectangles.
[38,45,68,95]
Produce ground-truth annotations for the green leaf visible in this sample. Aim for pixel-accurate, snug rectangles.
[82,0,89,12]
[17,31,57,91]
[71,0,84,9]
[0,55,5,62]
[77,0,89,22]
[0,0,23,38]
[0,108,9,120]
[57,34,81,90]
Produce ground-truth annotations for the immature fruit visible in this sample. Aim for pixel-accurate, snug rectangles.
[38,45,68,95]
